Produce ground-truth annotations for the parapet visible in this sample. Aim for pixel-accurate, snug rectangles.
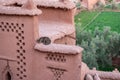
[0,0,42,16]
[88,70,120,80]
[0,5,41,16]
[0,0,17,5]
[34,43,83,54]
[17,0,76,9]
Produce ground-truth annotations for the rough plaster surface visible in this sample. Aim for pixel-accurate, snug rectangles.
[0,5,41,16]
[39,21,75,42]
[17,0,76,9]
[34,43,83,54]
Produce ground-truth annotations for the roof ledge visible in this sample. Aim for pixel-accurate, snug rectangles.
[34,43,83,55]
[17,0,76,9]
[0,5,42,16]
[59,0,70,3]
[88,70,120,80]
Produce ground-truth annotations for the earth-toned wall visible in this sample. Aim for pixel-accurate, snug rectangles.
[54,32,76,45]
[0,14,39,80]
[88,0,98,10]
[81,0,106,10]
[37,6,76,45]
[38,7,75,25]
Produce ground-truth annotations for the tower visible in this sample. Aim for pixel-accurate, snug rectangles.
[0,0,83,80]
[0,0,42,80]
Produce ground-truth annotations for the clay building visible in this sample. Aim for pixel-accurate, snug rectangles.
[0,0,83,80]
[80,0,106,10]
[0,0,120,80]
[114,0,120,3]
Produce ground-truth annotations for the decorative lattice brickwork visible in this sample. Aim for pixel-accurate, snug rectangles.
[46,53,66,63]
[0,21,27,80]
[48,67,66,80]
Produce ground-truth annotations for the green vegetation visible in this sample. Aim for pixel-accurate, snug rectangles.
[75,11,99,31]
[87,12,120,33]
[75,10,120,71]
[75,11,120,33]
[77,27,120,71]
[105,3,120,9]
